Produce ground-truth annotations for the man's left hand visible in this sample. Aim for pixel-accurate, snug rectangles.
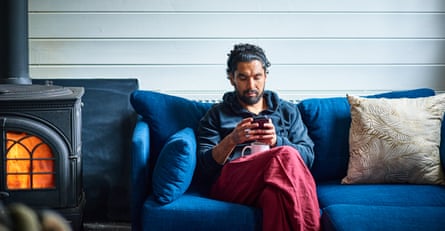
[251,119,277,147]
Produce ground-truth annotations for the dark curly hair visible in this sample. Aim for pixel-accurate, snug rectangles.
[226,43,271,78]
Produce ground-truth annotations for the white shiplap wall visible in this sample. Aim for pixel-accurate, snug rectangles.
[29,0,445,100]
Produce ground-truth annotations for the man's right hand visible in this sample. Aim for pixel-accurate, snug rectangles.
[229,117,255,144]
[212,117,255,164]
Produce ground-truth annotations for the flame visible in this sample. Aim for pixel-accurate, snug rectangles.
[6,132,55,190]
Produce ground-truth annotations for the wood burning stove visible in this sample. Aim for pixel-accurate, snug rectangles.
[0,0,85,230]
[0,84,85,230]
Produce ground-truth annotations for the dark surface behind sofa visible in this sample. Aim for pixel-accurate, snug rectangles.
[34,79,138,223]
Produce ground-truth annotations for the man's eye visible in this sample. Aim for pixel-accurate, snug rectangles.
[254,75,263,80]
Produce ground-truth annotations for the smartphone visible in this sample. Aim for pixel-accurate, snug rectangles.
[253,115,269,129]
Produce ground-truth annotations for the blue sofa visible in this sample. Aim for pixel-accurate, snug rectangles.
[130,88,445,231]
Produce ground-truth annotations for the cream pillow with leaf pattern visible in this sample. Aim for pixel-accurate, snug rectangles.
[342,94,445,185]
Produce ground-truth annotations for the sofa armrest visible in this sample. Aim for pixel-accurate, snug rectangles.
[131,117,151,231]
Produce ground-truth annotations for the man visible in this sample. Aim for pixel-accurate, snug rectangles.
[197,43,320,231]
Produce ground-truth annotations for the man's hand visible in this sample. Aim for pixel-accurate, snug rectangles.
[229,117,255,144]
[212,117,255,164]
[212,117,277,164]
[250,118,277,147]
[231,117,277,146]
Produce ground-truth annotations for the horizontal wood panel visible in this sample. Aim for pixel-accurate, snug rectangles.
[29,0,445,12]
[30,39,445,65]
[29,13,445,38]
[30,65,445,93]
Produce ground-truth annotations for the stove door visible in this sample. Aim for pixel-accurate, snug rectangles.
[0,115,71,208]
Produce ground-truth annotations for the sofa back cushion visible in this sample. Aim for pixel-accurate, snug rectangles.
[297,88,436,182]
[130,90,212,162]
[441,117,445,172]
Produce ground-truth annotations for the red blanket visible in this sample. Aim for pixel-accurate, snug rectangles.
[211,146,320,231]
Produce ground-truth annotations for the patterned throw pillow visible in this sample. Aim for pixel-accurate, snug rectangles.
[342,94,445,185]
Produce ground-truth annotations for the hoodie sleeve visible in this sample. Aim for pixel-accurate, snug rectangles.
[275,103,315,168]
[196,107,224,184]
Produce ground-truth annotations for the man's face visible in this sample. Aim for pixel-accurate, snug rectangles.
[230,60,267,106]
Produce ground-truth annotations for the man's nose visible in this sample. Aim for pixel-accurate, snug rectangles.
[247,78,256,88]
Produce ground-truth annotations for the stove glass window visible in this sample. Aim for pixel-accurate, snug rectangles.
[5,131,55,190]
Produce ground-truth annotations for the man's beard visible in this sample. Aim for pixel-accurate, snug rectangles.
[237,89,264,105]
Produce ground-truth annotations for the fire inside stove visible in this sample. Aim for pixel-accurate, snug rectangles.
[5,132,55,190]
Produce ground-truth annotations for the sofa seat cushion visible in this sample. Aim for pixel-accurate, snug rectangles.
[321,204,445,231]
[317,182,445,208]
[142,193,262,231]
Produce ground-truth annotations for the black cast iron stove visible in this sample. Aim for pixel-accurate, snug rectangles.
[0,1,85,230]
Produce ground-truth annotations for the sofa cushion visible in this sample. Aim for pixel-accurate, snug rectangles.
[142,193,262,231]
[152,127,197,204]
[441,115,445,172]
[130,90,212,159]
[297,88,435,182]
[321,204,445,231]
[343,94,445,185]
[317,182,445,208]
[298,97,351,182]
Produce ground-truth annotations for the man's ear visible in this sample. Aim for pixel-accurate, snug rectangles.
[229,74,235,86]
